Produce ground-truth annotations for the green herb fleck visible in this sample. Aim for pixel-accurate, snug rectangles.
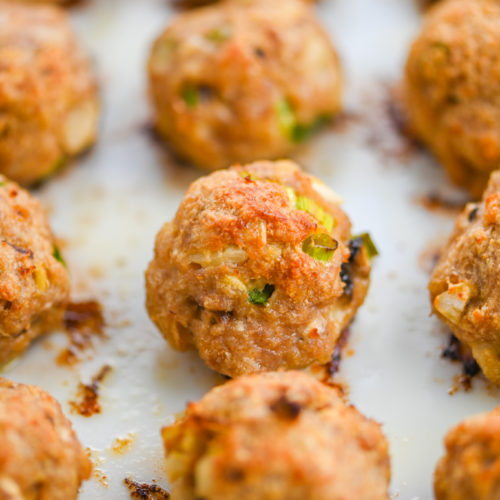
[248,284,275,306]
[0,181,5,187]
[238,171,260,182]
[354,232,379,259]
[302,233,338,262]
[276,98,297,138]
[181,86,198,108]
[296,195,335,233]
[291,116,329,143]
[205,26,232,43]
[52,245,67,268]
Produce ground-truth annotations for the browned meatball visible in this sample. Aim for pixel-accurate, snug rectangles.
[0,378,91,500]
[145,160,373,377]
[0,175,70,366]
[429,170,500,385]
[173,0,318,8]
[403,0,500,197]
[435,406,500,500]
[0,2,99,185]
[148,0,341,171]
[163,371,391,500]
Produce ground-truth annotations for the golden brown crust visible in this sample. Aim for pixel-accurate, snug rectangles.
[0,175,70,365]
[0,2,98,185]
[403,0,500,197]
[429,170,500,385]
[0,378,91,500]
[148,0,341,170]
[145,160,371,377]
[435,406,500,500]
[163,371,390,500]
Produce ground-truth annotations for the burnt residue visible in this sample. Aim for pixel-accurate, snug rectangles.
[58,300,106,366]
[442,334,481,391]
[415,192,466,216]
[270,395,302,420]
[70,365,112,417]
[124,478,170,499]
[325,328,351,380]
[468,207,479,222]
[340,237,363,298]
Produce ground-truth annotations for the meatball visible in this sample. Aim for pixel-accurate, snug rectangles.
[0,378,91,500]
[145,160,373,377]
[148,0,341,171]
[162,371,391,500]
[403,0,500,197]
[0,175,70,366]
[429,170,500,385]
[435,406,500,499]
[0,2,99,185]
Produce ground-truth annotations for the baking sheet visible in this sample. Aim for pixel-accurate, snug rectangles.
[3,0,499,498]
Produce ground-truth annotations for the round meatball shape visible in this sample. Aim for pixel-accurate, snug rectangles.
[148,0,341,170]
[163,371,391,500]
[404,0,500,197]
[429,170,500,385]
[146,160,372,377]
[0,2,99,185]
[435,406,500,500]
[0,176,70,365]
[0,378,91,500]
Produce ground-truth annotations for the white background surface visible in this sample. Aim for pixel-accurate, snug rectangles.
[3,1,499,499]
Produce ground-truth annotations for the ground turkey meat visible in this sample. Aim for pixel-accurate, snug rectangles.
[0,2,99,185]
[429,170,500,385]
[403,0,500,197]
[0,175,70,366]
[148,0,341,171]
[145,160,373,377]
[435,405,500,499]
[0,378,91,500]
[162,371,390,500]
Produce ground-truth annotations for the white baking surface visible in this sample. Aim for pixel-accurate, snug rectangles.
[2,0,498,499]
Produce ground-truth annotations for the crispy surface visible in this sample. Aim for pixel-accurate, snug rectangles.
[435,406,500,499]
[0,378,91,500]
[429,170,500,385]
[403,0,500,197]
[162,371,390,500]
[0,176,70,366]
[148,0,341,170]
[146,160,371,377]
[0,2,98,185]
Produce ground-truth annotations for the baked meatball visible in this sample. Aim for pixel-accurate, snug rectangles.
[403,0,500,197]
[435,406,500,499]
[148,0,341,171]
[0,2,99,185]
[0,378,91,500]
[0,175,70,366]
[145,160,373,377]
[163,371,391,500]
[429,170,500,385]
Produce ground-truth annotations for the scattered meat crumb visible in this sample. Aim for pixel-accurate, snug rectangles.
[442,334,481,393]
[124,478,170,499]
[70,365,112,417]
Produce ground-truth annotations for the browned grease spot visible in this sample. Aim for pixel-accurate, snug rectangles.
[110,433,136,455]
[124,478,170,499]
[442,334,481,394]
[415,192,465,216]
[70,365,112,417]
[58,300,106,366]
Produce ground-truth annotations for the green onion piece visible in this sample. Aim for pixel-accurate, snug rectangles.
[0,181,5,187]
[52,245,67,268]
[296,195,334,233]
[302,233,338,262]
[205,26,232,43]
[248,284,275,306]
[355,232,379,259]
[181,86,198,108]
[276,98,297,138]
[238,171,260,182]
[285,186,297,206]
[291,115,329,143]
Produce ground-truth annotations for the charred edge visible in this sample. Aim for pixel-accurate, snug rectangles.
[124,478,170,499]
[341,237,363,298]
[325,328,351,378]
[270,395,302,420]
[468,207,479,222]
[70,365,112,417]
[441,334,480,388]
